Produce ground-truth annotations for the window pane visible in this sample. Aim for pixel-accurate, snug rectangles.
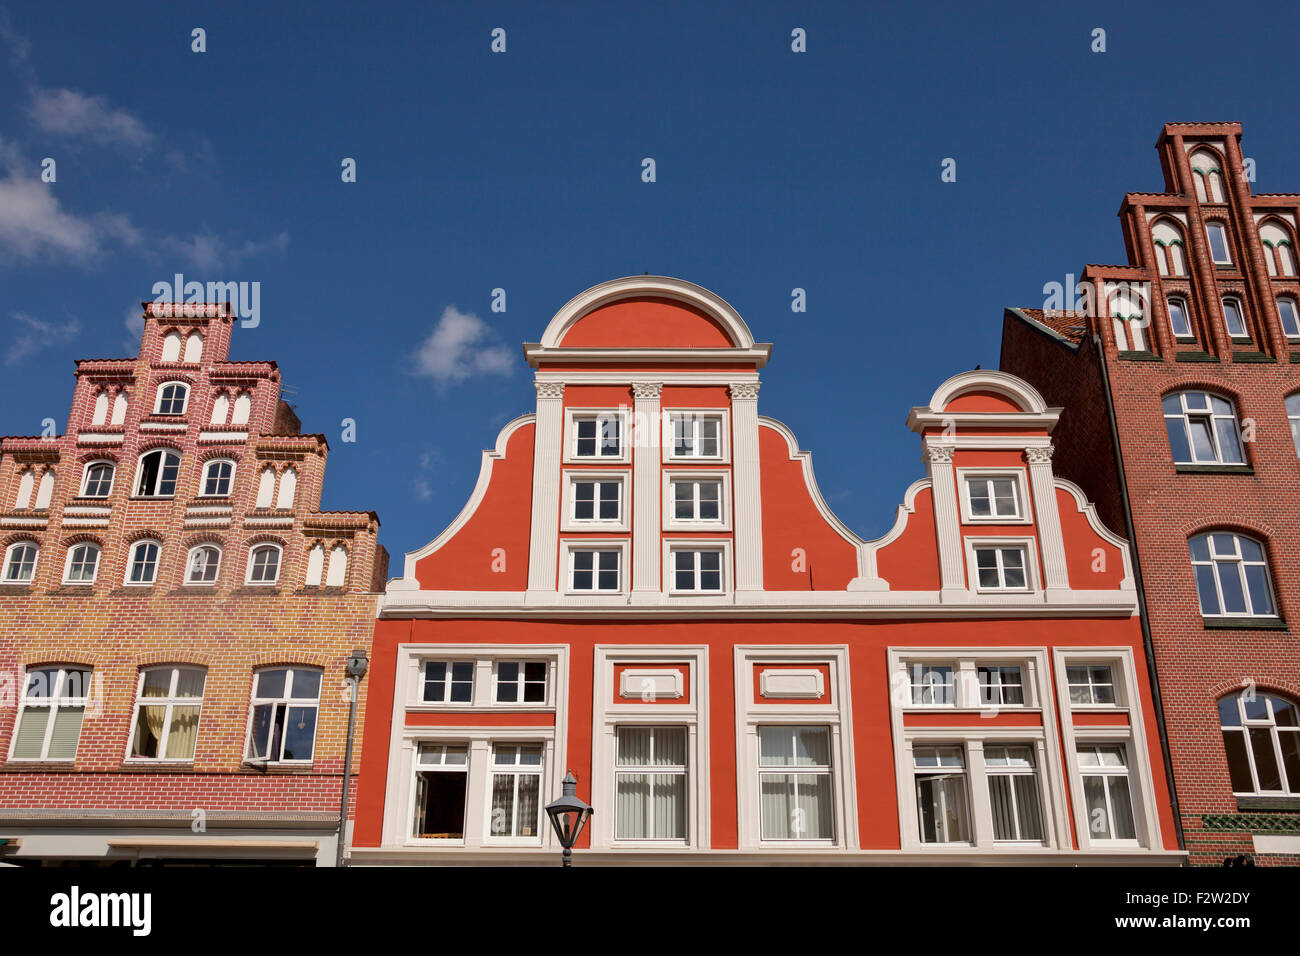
[1194,565,1221,615]
[969,481,991,516]
[1188,418,1216,461]
[1222,729,1254,792]
[616,773,650,840]
[616,726,651,765]
[1014,774,1044,841]
[760,774,795,840]
[988,774,1016,839]
[1082,776,1111,839]
[449,662,473,702]
[1244,565,1273,615]
[47,706,85,759]
[132,705,164,758]
[12,706,51,758]
[1216,562,1247,615]
[164,705,201,759]
[1215,419,1244,463]
[654,728,687,766]
[1250,727,1283,790]
[792,727,830,766]
[1107,777,1136,840]
[758,726,795,766]
[1166,415,1192,461]
[1218,696,1241,727]
[281,706,316,760]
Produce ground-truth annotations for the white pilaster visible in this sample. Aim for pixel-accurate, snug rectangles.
[1026,445,1070,598]
[632,382,662,593]
[729,383,764,592]
[527,381,565,595]
[927,443,967,601]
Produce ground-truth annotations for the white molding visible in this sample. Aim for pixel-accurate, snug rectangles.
[759,668,824,699]
[921,370,1050,416]
[561,468,631,533]
[661,408,731,464]
[662,537,732,596]
[402,415,535,580]
[963,535,1041,595]
[562,407,632,465]
[954,467,1033,525]
[534,370,761,387]
[1054,478,1136,591]
[559,537,631,595]
[632,388,662,593]
[661,469,732,532]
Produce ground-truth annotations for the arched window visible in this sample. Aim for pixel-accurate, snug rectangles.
[1278,298,1300,340]
[1190,532,1276,618]
[125,539,161,585]
[154,382,189,416]
[305,543,325,586]
[231,392,251,425]
[201,459,235,497]
[209,392,229,425]
[12,665,92,760]
[247,543,282,585]
[326,544,348,587]
[183,332,203,363]
[92,390,109,426]
[161,331,182,362]
[1259,221,1296,277]
[34,470,54,509]
[3,541,38,582]
[79,461,114,498]
[63,543,101,584]
[255,467,276,508]
[1219,691,1300,794]
[129,665,206,761]
[1288,394,1300,459]
[1222,297,1248,340]
[1162,391,1244,465]
[110,391,128,425]
[185,544,221,586]
[135,449,181,498]
[245,666,322,763]
[1206,222,1232,264]
[1151,219,1187,276]
[14,469,34,510]
[1167,297,1192,339]
[1190,148,1225,203]
[1110,289,1148,352]
[275,467,296,509]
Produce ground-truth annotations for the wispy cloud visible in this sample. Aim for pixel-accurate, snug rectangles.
[158,231,290,273]
[28,87,153,151]
[6,311,80,366]
[412,448,439,502]
[415,306,514,387]
[123,304,144,352]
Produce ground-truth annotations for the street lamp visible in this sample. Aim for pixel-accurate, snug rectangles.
[544,771,593,867]
[335,649,369,868]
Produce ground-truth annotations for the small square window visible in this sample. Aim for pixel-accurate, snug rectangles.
[424,661,474,703]
[974,546,1029,590]
[672,549,724,592]
[497,661,547,704]
[966,477,1020,519]
[1067,664,1116,705]
[570,549,621,592]
[908,663,954,705]
[574,416,622,458]
[978,665,1025,705]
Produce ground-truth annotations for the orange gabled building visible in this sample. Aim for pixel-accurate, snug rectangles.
[350,276,1182,864]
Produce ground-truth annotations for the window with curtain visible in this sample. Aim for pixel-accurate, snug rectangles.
[615,726,687,841]
[11,666,91,760]
[985,745,1045,842]
[245,666,321,762]
[1219,691,1300,794]
[758,726,833,841]
[129,666,205,760]
[412,744,469,839]
[1162,392,1245,465]
[489,744,543,839]
[1189,532,1276,618]
[1076,744,1137,841]
[913,745,970,844]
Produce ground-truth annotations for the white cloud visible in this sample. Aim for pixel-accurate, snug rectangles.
[415,306,514,387]
[28,87,153,150]
[159,230,290,272]
[6,311,80,366]
[124,305,144,351]
[0,162,140,263]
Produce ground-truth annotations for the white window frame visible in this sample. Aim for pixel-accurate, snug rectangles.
[1064,662,1122,709]
[243,665,323,765]
[1207,222,1232,264]
[153,381,190,416]
[984,744,1048,844]
[561,469,630,532]
[964,537,1039,594]
[134,448,182,499]
[420,660,476,705]
[912,744,973,846]
[956,468,1030,524]
[1219,691,1300,796]
[185,544,222,587]
[1167,296,1193,340]
[8,665,93,762]
[124,539,162,586]
[1189,532,1277,619]
[1163,391,1245,466]
[663,539,731,596]
[62,542,101,585]
[1279,298,1300,339]
[200,458,236,498]
[1074,742,1140,846]
[563,408,631,464]
[559,538,629,596]
[662,409,730,463]
[485,742,546,844]
[1221,296,1249,340]
[125,665,206,763]
[2,541,38,583]
[662,470,731,531]
[893,650,1043,714]
[493,659,550,707]
[78,460,115,499]
[1288,394,1300,459]
[245,542,283,586]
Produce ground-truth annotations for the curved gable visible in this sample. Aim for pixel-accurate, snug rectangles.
[560,297,736,349]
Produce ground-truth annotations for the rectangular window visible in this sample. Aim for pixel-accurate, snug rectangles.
[130,666,205,760]
[1222,298,1248,338]
[1067,664,1116,705]
[758,726,833,841]
[1207,223,1231,264]
[671,414,723,458]
[574,416,622,458]
[913,746,971,844]
[908,663,954,705]
[489,744,543,839]
[570,549,621,592]
[974,546,1029,590]
[1168,298,1192,338]
[413,743,469,839]
[966,477,1020,519]
[1077,744,1137,841]
[671,549,724,592]
[496,661,547,703]
[423,661,474,703]
[985,745,1045,842]
[572,480,621,522]
[672,479,722,522]
[1279,299,1300,339]
[978,665,1024,706]
[245,667,321,763]
[11,666,91,760]
[615,727,688,840]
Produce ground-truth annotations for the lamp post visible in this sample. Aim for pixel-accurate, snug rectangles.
[335,649,369,868]
[544,771,593,867]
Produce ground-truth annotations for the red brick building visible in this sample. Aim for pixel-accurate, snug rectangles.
[352,275,1181,864]
[1002,122,1300,865]
[0,302,386,866]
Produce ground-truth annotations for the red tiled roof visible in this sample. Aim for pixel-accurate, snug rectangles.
[1012,308,1092,345]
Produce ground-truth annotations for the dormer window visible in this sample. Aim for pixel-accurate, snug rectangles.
[155,382,189,416]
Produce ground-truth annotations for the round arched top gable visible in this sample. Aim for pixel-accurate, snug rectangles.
[925,369,1049,415]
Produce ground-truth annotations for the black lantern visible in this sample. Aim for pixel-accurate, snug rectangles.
[544,771,593,867]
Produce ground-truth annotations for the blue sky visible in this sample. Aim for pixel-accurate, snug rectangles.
[2,0,1298,564]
